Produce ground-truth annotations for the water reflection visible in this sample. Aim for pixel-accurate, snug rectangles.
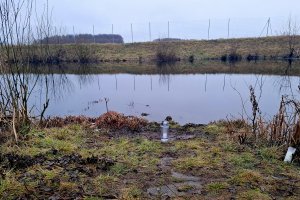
[3,61,300,124]
[275,61,299,99]
[33,72,299,125]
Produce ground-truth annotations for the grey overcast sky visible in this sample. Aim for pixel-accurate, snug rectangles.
[40,0,300,42]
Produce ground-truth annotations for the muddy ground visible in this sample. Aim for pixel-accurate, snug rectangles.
[0,121,300,200]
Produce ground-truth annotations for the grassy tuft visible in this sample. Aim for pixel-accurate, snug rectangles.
[109,163,128,176]
[230,152,256,169]
[204,124,224,135]
[231,169,263,186]
[0,172,25,199]
[34,137,77,153]
[258,146,281,161]
[174,139,206,151]
[172,156,209,171]
[206,182,229,194]
[93,174,118,195]
[237,189,271,200]
[120,186,142,200]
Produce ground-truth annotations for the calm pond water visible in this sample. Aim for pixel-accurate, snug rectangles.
[30,73,300,124]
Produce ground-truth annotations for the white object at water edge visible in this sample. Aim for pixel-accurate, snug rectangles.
[161,120,169,143]
[284,147,297,163]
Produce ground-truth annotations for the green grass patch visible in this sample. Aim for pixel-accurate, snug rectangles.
[0,172,26,199]
[174,139,206,151]
[220,140,238,152]
[229,152,256,169]
[206,182,229,194]
[258,146,281,161]
[172,156,209,171]
[120,185,143,199]
[237,189,271,200]
[109,163,129,176]
[204,124,224,135]
[231,169,263,186]
[93,174,118,195]
[34,137,77,153]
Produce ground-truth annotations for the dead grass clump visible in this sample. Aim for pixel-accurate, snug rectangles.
[256,96,300,147]
[95,111,147,131]
[229,87,300,150]
[40,112,148,131]
[222,119,251,144]
[231,169,263,186]
[223,119,250,134]
[42,116,94,128]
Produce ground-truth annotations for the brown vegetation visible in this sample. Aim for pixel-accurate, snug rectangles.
[256,96,300,146]
[95,111,147,131]
[42,111,147,132]
[225,87,300,148]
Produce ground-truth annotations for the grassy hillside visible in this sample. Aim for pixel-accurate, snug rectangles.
[79,35,300,62]
[1,35,300,65]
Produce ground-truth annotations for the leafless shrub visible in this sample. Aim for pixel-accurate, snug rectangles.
[282,16,300,60]
[0,0,53,142]
[223,118,251,144]
[230,84,300,147]
[155,42,180,65]
[268,97,300,145]
[73,44,96,64]
[251,95,300,146]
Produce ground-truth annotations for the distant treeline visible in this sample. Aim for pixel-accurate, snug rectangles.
[37,34,124,44]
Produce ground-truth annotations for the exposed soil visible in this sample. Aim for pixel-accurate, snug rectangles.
[1,121,300,199]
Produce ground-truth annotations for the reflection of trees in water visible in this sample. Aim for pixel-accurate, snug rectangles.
[49,74,74,100]
[232,61,300,108]
[159,74,171,89]
[27,73,74,116]
[156,63,179,89]
[14,65,105,116]
[273,61,300,99]
[25,68,101,118]
[76,64,97,88]
[42,66,101,101]
[253,75,266,102]
[77,74,95,89]
[228,70,298,120]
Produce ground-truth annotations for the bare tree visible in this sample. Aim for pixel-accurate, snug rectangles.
[283,16,300,59]
[0,0,53,142]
